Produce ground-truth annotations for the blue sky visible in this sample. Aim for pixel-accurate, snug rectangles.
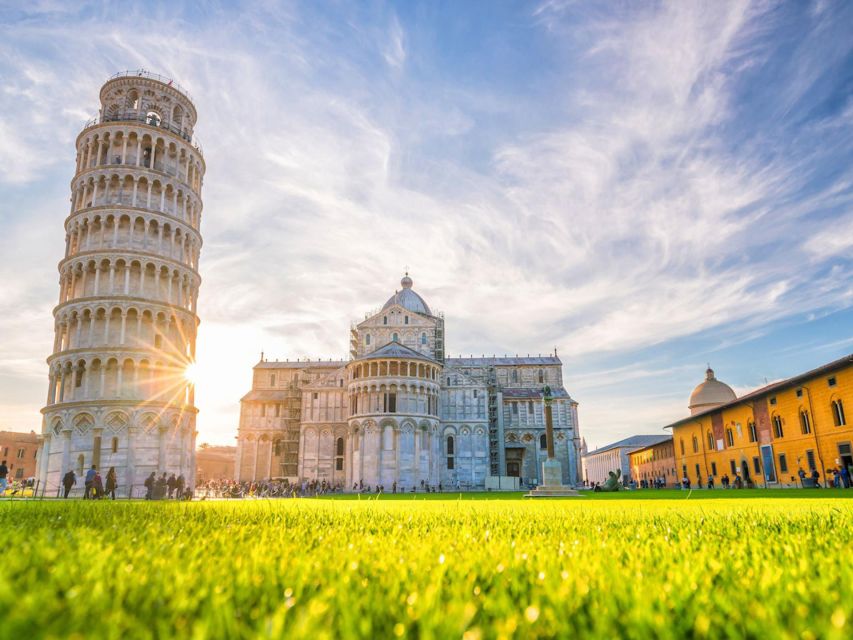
[0,1,851,448]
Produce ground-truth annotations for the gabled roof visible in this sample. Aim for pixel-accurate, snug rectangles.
[628,438,674,456]
[356,341,438,363]
[240,390,299,402]
[584,434,671,457]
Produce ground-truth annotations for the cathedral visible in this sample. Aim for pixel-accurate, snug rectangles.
[235,275,583,490]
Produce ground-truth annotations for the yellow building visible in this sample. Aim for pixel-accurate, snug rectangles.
[666,353,852,488]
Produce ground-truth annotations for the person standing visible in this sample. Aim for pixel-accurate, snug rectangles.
[0,460,7,496]
[144,472,156,500]
[84,465,97,499]
[176,474,185,499]
[93,471,104,499]
[167,473,177,499]
[105,467,117,500]
[62,469,77,498]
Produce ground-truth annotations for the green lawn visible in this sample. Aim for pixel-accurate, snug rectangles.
[321,487,853,500]
[1,496,850,639]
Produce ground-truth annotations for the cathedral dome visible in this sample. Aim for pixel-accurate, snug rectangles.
[689,367,737,415]
[382,274,431,315]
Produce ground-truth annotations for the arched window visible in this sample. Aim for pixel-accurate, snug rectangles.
[725,428,734,447]
[335,437,344,471]
[538,369,544,383]
[539,434,547,449]
[127,90,139,111]
[692,435,699,453]
[405,316,409,325]
[145,111,161,126]
[772,415,784,438]
[511,369,518,383]
[420,333,427,345]
[707,431,714,450]
[446,436,455,469]
[800,410,811,434]
[365,334,371,346]
[383,316,388,325]
[392,332,399,342]
[111,437,118,454]
[832,399,846,426]
[748,421,757,443]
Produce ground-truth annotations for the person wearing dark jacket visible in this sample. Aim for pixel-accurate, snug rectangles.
[105,467,117,500]
[176,474,185,498]
[167,473,177,499]
[62,470,76,498]
[144,472,156,499]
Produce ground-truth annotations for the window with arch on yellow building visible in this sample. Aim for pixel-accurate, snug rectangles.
[832,399,846,426]
[772,415,784,438]
[799,409,811,434]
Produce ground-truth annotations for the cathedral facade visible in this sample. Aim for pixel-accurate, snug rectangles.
[235,276,582,489]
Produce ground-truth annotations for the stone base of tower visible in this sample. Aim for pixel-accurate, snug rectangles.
[38,404,197,498]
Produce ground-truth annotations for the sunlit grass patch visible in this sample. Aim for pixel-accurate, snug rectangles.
[0,497,850,638]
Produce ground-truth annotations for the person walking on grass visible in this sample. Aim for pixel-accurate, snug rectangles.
[84,465,97,499]
[62,469,76,498]
[0,460,8,497]
[105,467,117,500]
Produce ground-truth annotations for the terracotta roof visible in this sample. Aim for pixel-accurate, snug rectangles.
[584,434,671,457]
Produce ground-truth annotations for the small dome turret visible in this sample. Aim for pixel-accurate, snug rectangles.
[688,367,737,415]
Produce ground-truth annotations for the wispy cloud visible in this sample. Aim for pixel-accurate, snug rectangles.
[0,1,850,447]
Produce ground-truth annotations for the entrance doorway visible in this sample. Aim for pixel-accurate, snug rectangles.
[839,443,853,477]
[505,448,525,478]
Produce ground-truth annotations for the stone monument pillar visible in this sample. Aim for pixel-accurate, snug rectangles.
[526,385,579,497]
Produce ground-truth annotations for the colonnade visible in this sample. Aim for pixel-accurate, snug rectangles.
[350,359,439,380]
[53,304,194,355]
[58,256,198,310]
[46,356,193,407]
[76,127,202,193]
[347,383,439,418]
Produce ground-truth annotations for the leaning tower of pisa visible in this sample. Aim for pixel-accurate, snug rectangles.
[36,71,205,497]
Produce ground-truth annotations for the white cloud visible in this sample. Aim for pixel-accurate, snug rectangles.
[0,2,850,447]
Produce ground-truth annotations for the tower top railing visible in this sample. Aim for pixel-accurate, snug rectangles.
[82,111,203,156]
[106,69,195,104]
